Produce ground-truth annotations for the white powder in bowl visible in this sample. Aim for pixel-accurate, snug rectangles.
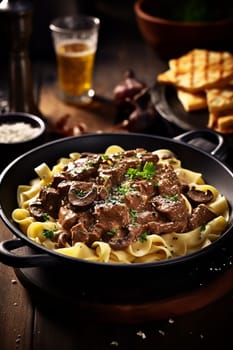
[0,122,42,143]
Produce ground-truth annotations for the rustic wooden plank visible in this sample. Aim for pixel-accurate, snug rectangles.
[38,82,117,133]
[0,222,34,350]
[37,38,166,136]
[32,288,233,350]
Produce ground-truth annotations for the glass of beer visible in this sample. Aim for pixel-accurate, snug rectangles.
[49,15,100,105]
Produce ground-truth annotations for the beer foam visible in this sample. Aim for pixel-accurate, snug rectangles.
[57,39,96,57]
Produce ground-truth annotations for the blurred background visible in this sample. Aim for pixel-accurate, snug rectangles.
[0,0,137,111]
[30,0,136,59]
[0,0,233,113]
[0,0,137,61]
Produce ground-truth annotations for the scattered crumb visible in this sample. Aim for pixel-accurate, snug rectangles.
[11,279,17,284]
[200,334,204,339]
[136,330,146,339]
[168,318,175,324]
[13,302,18,306]
[15,334,21,343]
[110,341,119,347]
[158,330,165,336]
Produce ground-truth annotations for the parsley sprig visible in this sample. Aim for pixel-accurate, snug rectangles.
[117,184,131,195]
[162,194,179,201]
[126,161,156,180]
[139,232,148,243]
[106,229,118,237]
[42,229,54,239]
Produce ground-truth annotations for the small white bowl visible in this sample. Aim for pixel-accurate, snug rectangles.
[0,112,46,171]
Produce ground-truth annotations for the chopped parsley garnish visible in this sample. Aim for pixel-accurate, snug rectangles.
[42,213,50,221]
[87,161,95,166]
[139,232,148,243]
[126,161,156,180]
[42,229,54,239]
[129,209,137,223]
[106,229,118,237]
[162,194,179,201]
[117,184,131,195]
[200,224,206,232]
[101,154,109,161]
[107,195,122,204]
[75,189,87,198]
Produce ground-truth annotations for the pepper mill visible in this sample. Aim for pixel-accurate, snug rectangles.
[0,0,40,114]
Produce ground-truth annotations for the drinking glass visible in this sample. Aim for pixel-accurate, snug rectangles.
[50,15,100,105]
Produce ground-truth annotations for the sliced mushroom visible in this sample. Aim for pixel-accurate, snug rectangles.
[29,201,45,221]
[68,181,97,207]
[186,189,213,204]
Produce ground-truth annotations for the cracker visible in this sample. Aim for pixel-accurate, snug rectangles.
[157,49,233,93]
[176,89,207,112]
[169,49,233,72]
[206,86,233,114]
[208,111,233,134]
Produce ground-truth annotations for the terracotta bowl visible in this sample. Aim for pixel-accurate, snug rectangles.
[134,0,233,58]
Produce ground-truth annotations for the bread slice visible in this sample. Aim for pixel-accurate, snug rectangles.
[168,49,233,72]
[206,85,233,114]
[208,110,233,134]
[157,49,233,93]
[176,89,207,112]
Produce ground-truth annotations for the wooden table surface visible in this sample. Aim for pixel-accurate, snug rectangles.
[1,17,233,350]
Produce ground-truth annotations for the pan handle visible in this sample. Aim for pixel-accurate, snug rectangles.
[173,129,227,161]
[0,239,58,267]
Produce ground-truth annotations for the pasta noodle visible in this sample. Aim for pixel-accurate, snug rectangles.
[11,146,229,264]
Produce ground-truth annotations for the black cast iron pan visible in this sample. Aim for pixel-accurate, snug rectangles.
[0,131,233,303]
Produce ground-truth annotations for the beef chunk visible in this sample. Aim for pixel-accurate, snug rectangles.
[156,165,182,196]
[39,187,61,217]
[152,194,189,224]
[58,207,79,230]
[189,204,217,230]
[94,202,130,230]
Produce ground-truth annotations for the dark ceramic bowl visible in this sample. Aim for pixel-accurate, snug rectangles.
[134,0,233,58]
[0,112,46,171]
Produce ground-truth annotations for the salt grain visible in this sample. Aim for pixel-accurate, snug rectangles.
[0,122,41,143]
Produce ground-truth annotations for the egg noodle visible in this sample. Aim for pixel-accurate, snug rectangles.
[12,146,229,264]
